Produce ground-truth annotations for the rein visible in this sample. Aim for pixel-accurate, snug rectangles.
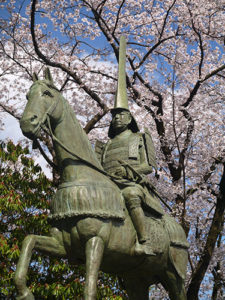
[40,112,123,184]
[33,89,60,140]
[32,84,118,181]
[37,90,169,211]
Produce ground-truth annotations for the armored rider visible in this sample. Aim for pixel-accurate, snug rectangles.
[95,37,164,256]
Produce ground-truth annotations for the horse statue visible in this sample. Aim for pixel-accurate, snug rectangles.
[15,68,189,300]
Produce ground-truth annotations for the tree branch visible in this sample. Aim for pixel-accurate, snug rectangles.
[186,3,205,79]
[136,35,176,70]
[182,62,225,108]
[181,1,225,108]
[128,57,164,114]
[112,0,125,36]
[143,104,182,182]
[90,3,119,57]
[34,139,58,171]
[159,0,177,40]
[211,234,224,300]
[187,162,225,299]
[179,109,194,166]
[84,108,109,134]
[0,103,21,120]
[186,151,225,197]
[200,64,225,83]
[30,0,108,112]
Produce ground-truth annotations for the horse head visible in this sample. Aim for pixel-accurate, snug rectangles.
[20,68,63,140]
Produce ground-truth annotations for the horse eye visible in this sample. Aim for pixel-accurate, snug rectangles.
[43,90,53,97]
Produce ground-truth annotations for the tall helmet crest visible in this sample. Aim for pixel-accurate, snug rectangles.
[109,36,139,138]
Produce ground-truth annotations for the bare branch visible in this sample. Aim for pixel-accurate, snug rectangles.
[182,63,225,108]
[187,163,225,299]
[179,109,194,162]
[34,139,58,171]
[143,104,183,182]
[0,103,21,120]
[112,0,125,36]
[129,62,164,114]
[200,64,225,83]
[187,151,225,198]
[0,41,32,79]
[159,0,177,40]
[186,3,205,79]
[181,2,225,108]
[84,108,109,134]
[211,234,224,300]
[30,0,108,112]
[136,35,176,70]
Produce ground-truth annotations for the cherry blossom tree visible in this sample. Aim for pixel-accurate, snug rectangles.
[0,0,224,299]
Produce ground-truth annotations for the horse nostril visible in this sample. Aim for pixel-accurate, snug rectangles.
[30,115,38,125]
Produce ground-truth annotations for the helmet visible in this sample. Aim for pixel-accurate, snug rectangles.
[108,36,139,138]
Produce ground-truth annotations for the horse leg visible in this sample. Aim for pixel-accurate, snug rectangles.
[161,270,187,300]
[122,277,149,300]
[14,229,66,300]
[84,236,104,300]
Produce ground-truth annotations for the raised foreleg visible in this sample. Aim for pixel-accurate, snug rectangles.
[14,228,66,300]
[84,236,104,300]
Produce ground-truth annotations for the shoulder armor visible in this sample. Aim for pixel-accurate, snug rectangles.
[143,128,157,169]
[128,133,141,159]
[95,140,105,163]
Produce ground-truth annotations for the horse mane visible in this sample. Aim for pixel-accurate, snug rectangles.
[40,82,125,222]
[31,79,103,171]
[51,83,103,171]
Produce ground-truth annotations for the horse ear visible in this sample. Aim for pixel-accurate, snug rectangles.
[32,72,39,82]
[44,67,54,83]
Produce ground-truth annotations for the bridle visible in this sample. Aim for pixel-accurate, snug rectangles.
[32,85,170,210]
[33,86,123,183]
[30,82,61,140]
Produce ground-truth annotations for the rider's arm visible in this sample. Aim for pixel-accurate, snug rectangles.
[135,137,153,175]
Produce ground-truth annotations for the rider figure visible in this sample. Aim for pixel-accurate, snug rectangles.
[95,37,164,255]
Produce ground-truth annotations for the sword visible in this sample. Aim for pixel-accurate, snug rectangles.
[118,160,172,212]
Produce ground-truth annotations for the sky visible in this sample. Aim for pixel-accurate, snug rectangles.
[0,1,52,175]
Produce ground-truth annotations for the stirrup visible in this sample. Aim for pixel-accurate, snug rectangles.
[134,241,156,256]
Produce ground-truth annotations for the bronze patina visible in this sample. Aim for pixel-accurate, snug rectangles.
[96,36,164,256]
[15,37,189,300]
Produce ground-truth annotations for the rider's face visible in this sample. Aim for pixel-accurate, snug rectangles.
[111,111,132,133]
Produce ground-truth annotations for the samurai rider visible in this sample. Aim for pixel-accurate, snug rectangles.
[95,37,164,256]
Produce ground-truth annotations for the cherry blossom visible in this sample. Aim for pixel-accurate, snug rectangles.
[0,0,224,298]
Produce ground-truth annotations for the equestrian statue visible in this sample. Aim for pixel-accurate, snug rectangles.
[15,37,189,300]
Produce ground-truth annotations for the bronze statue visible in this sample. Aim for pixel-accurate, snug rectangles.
[95,37,163,256]
[15,37,189,300]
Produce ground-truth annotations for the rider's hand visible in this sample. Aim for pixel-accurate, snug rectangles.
[113,166,127,178]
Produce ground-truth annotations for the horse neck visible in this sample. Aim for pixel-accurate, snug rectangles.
[52,98,102,179]
[53,98,101,167]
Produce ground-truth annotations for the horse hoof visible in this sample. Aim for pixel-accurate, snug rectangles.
[16,289,35,300]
